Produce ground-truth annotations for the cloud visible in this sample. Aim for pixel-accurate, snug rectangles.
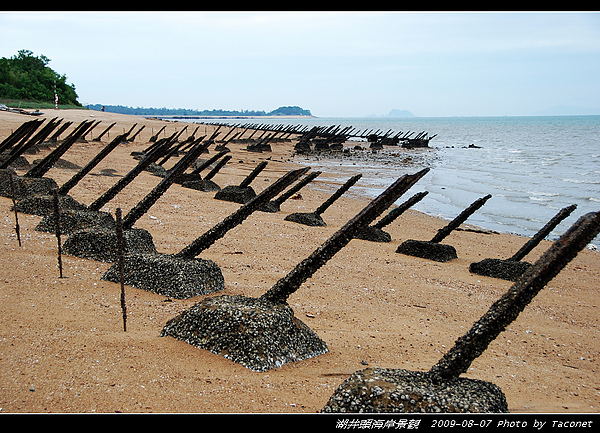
[1,11,599,116]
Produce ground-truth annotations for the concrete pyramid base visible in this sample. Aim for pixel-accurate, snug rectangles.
[214,185,256,204]
[35,209,115,235]
[469,258,532,282]
[355,226,392,243]
[0,169,58,200]
[14,194,87,216]
[396,239,458,262]
[63,228,158,262]
[102,253,225,299]
[321,367,508,413]
[181,179,221,192]
[284,212,326,227]
[160,294,329,372]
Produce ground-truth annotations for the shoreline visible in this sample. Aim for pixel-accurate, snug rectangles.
[1,109,599,414]
[143,114,318,121]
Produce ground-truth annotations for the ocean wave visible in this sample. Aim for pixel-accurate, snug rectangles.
[526,191,562,197]
[561,178,600,185]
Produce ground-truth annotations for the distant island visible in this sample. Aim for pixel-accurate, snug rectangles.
[87,104,313,118]
[368,109,416,118]
[386,109,415,118]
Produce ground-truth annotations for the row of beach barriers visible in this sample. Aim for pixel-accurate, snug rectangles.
[1,117,599,413]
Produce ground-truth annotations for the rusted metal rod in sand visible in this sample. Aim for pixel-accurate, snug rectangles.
[149,125,167,142]
[57,133,129,196]
[93,122,116,141]
[239,160,268,188]
[24,120,92,179]
[81,120,102,141]
[48,121,73,143]
[121,139,210,230]
[0,119,43,154]
[429,210,600,381]
[508,204,577,262]
[9,174,22,246]
[429,194,492,243]
[260,168,430,305]
[373,191,429,230]
[190,150,229,175]
[314,174,362,217]
[0,119,47,169]
[270,169,320,208]
[203,155,232,181]
[175,167,306,259]
[52,188,64,278]
[87,139,172,212]
[24,117,62,147]
[126,124,145,142]
[115,207,127,332]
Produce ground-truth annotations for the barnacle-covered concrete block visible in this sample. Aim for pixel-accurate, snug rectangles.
[101,253,225,299]
[214,185,256,204]
[35,209,116,235]
[396,239,458,262]
[160,294,328,371]
[321,367,508,413]
[0,169,58,200]
[14,194,87,216]
[63,228,157,262]
[469,258,533,282]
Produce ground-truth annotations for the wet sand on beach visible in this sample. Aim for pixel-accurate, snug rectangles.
[1,109,599,414]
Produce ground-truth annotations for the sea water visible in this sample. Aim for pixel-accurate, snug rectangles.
[187,115,600,247]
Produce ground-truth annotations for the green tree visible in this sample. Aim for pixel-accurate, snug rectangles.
[0,49,81,106]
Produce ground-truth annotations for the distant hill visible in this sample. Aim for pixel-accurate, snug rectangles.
[387,109,415,118]
[87,104,312,117]
[0,49,81,107]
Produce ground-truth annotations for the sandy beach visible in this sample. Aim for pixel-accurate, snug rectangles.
[1,108,599,414]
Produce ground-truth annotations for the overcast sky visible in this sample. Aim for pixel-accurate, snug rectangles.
[1,11,599,117]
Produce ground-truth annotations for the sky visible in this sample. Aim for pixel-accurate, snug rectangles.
[1,11,599,118]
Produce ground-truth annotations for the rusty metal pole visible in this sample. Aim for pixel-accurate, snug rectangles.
[508,204,577,262]
[57,133,128,196]
[87,139,172,212]
[429,211,600,380]
[93,122,116,141]
[373,191,429,230]
[121,140,209,230]
[270,169,320,208]
[239,161,268,188]
[115,207,128,332]
[430,194,492,243]
[24,120,92,178]
[52,188,64,278]
[314,174,362,217]
[9,173,22,246]
[260,169,430,305]
[175,168,306,259]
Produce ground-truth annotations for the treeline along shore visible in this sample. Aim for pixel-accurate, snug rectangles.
[0,108,599,415]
